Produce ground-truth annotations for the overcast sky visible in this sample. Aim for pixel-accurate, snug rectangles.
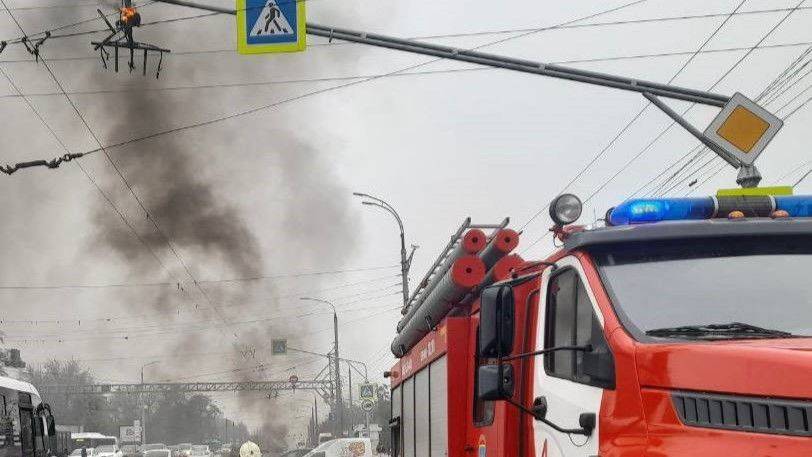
[1,0,811,432]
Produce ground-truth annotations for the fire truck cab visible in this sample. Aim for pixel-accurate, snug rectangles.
[388,192,812,457]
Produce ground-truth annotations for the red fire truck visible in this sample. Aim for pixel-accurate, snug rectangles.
[386,191,812,456]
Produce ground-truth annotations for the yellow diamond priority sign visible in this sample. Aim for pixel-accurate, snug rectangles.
[704,92,783,166]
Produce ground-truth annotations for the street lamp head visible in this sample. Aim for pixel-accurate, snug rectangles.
[299,297,336,314]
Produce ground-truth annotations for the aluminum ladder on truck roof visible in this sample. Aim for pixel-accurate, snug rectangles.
[401,217,509,316]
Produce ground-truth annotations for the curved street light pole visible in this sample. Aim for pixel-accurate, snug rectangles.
[353,192,415,311]
[299,297,344,437]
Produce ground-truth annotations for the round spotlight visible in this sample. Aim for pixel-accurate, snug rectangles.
[549,194,583,226]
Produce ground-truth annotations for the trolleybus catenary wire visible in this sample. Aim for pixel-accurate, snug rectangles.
[618,43,811,200]
[4,6,812,65]
[0,272,402,331]
[2,2,646,291]
[56,0,645,163]
[3,301,402,344]
[685,97,812,196]
[0,288,402,337]
[651,55,812,195]
[0,0,316,46]
[648,41,812,198]
[0,2,208,323]
[0,264,399,291]
[4,0,260,346]
[633,3,812,198]
[517,0,752,249]
[522,2,809,254]
[2,0,652,346]
[3,41,812,100]
[641,3,812,198]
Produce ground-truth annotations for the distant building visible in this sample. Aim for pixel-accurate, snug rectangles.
[0,349,26,369]
[0,348,29,381]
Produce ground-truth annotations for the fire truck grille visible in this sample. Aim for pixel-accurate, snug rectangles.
[672,391,812,437]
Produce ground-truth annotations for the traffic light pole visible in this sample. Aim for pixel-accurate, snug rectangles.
[154,0,773,186]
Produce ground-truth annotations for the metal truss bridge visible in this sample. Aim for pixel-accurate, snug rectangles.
[43,379,333,395]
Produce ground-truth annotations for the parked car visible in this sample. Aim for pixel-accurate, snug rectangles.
[302,439,373,457]
[142,445,167,452]
[143,450,172,457]
[121,444,140,457]
[316,434,332,445]
[191,445,211,457]
[96,444,124,457]
[175,443,192,457]
[70,448,96,457]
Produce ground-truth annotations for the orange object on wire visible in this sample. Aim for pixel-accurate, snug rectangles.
[120,6,140,26]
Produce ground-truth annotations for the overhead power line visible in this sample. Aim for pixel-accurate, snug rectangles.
[519,0,750,252]
[0,2,194,297]
[625,0,809,199]
[3,300,398,341]
[1,41,810,102]
[2,6,811,64]
[1,0,246,342]
[640,6,811,197]
[34,0,645,169]
[0,264,398,291]
[5,301,402,344]
[0,279,401,329]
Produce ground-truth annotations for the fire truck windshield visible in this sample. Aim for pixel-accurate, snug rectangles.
[592,236,812,341]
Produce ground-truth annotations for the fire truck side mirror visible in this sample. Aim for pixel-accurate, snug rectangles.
[477,363,514,401]
[479,285,515,358]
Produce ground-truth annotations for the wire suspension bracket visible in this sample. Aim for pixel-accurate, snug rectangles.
[1,153,85,176]
[91,1,171,78]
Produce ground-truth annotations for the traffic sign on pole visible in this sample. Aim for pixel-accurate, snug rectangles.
[271,339,287,354]
[704,92,784,166]
[237,0,306,54]
[359,383,374,401]
[360,399,374,413]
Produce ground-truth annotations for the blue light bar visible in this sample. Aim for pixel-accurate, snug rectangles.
[609,197,715,226]
[775,195,812,217]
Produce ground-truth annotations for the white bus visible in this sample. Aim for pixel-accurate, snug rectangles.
[0,376,57,457]
[69,435,117,450]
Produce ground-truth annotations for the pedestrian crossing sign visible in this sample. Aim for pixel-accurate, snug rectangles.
[237,0,306,54]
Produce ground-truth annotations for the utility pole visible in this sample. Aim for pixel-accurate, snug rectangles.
[313,395,319,446]
[140,361,158,445]
[300,298,344,437]
[353,192,415,311]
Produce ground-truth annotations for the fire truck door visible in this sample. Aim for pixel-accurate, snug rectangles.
[532,257,606,457]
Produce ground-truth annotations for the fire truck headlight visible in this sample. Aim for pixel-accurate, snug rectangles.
[549,193,583,226]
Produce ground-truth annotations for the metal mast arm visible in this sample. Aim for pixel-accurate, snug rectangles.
[153,0,728,106]
[155,0,788,187]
